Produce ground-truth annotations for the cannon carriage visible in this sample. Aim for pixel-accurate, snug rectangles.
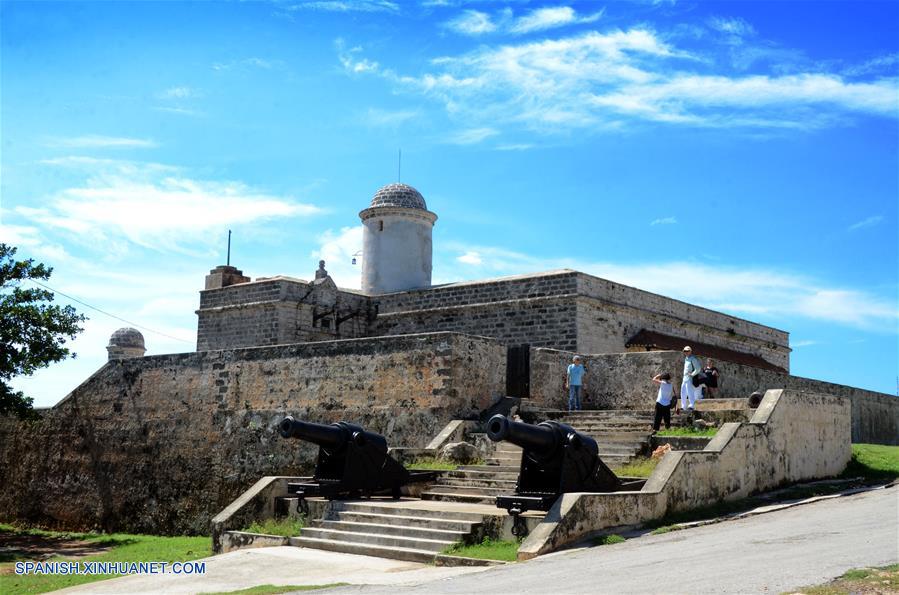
[486,414,622,515]
[279,416,437,503]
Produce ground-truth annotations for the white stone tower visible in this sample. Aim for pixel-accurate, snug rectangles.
[359,183,437,294]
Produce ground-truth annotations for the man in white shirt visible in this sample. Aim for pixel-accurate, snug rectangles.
[680,346,702,411]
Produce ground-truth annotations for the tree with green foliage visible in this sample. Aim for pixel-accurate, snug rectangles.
[0,243,85,418]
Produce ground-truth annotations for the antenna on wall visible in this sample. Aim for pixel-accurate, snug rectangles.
[398,149,402,183]
[226,229,232,266]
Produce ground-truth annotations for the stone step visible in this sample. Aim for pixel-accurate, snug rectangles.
[424,485,509,497]
[593,445,643,455]
[289,536,439,563]
[335,502,485,522]
[309,520,469,542]
[335,511,478,532]
[447,469,519,480]
[435,477,518,489]
[458,464,519,472]
[421,492,497,505]
[485,457,521,466]
[300,527,456,552]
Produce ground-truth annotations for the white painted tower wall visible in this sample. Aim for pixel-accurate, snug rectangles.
[360,207,436,294]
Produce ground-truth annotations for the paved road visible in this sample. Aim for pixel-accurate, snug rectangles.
[330,486,899,595]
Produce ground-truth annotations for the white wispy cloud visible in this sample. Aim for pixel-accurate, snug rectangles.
[336,39,380,73]
[444,6,603,37]
[457,251,483,265]
[363,107,421,127]
[153,106,205,117]
[284,0,398,13]
[650,216,677,225]
[157,86,200,100]
[212,57,283,71]
[707,16,756,39]
[445,10,498,36]
[340,27,899,134]
[45,135,157,149]
[848,215,884,231]
[510,6,603,35]
[791,339,819,348]
[842,53,899,77]
[446,127,498,145]
[17,159,321,255]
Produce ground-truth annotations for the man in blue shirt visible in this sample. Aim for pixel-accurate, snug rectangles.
[566,355,586,412]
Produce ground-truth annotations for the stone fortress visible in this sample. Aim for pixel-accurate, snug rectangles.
[197,182,788,371]
[0,182,896,543]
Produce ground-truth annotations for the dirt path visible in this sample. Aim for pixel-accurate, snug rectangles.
[0,531,114,574]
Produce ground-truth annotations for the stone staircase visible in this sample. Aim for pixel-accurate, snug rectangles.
[291,499,492,563]
[420,442,523,504]
[554,410,654,467]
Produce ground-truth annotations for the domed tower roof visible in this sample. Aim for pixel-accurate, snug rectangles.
[108,327,145,349]
[369,183,428,210]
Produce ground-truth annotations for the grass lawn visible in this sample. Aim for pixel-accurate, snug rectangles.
[655,427,718,437]
[786,563,899,594]
[405,457,462,471]
[241,517,305,537]
[201,584,349,595]
[843,443,899,480]
[442,537,519,562]
[0,524,210,595]
[612,457,659,478]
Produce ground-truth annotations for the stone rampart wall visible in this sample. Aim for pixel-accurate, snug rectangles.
[374,297,579,352]
[0,333,505,535]
[197,278,371,351]
[529,348,898,444]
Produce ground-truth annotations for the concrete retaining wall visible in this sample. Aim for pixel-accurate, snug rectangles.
[0,333,505,535]
[518,389,851,559]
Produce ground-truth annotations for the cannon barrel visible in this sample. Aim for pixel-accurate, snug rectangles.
[279,417,388,453]
[487,414,557,452]
[279,416,348,448]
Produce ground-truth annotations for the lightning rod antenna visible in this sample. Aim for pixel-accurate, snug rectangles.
[227,229,232,266]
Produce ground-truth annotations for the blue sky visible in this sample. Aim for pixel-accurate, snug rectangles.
[1,0,896,406]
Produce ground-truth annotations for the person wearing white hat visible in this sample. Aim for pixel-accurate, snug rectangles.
[680,346,702,411]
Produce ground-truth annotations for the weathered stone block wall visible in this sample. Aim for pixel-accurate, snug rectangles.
[196,269,789,371]
[519,389,851,558]
[529,348,898,444]
[374,271,580,351]
[0,333,505,535]
[575,275,790,370]
[197,278,371,351]
[529,348,677,410]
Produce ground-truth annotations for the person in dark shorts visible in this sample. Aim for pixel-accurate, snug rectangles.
[651,372,675,432]
[702,359,720,398]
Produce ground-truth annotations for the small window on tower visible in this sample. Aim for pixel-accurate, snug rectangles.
[379,220,384,231]
[321,319,331,330]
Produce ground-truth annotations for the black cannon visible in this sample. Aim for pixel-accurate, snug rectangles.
[279,417,434,502]
[487,414,621,515]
